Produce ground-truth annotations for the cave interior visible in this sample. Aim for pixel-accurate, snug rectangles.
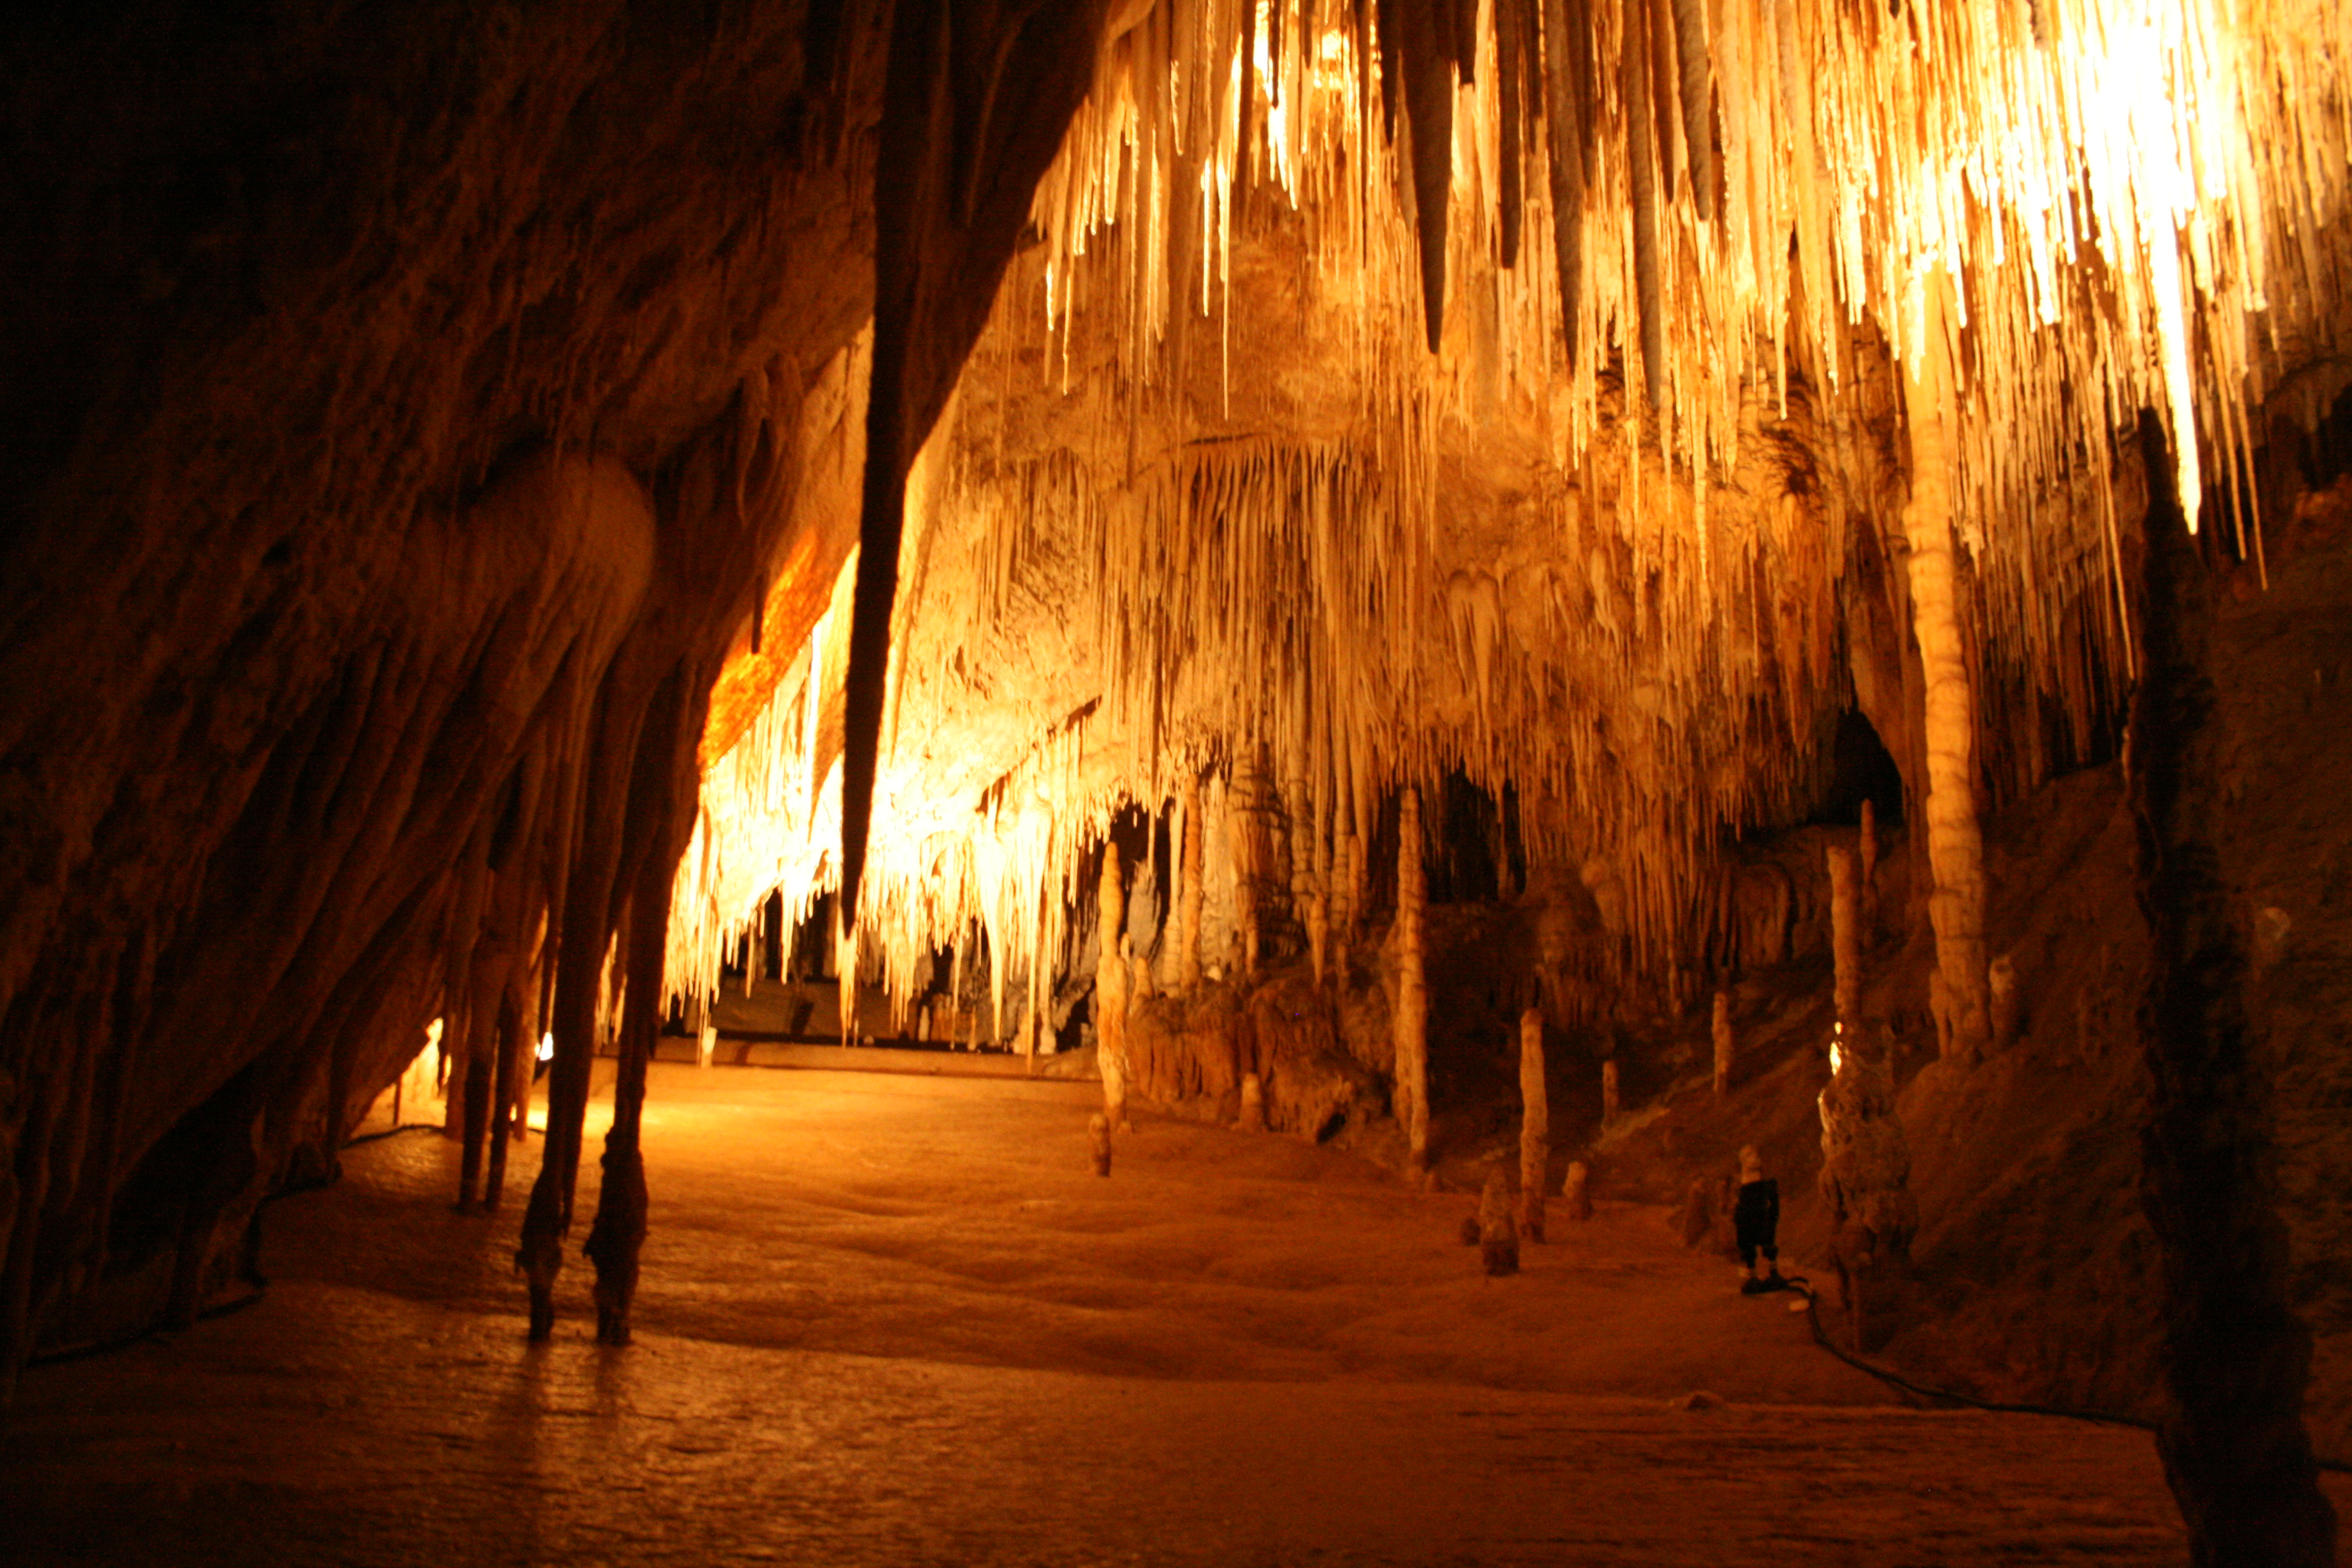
[5,0,2352,1558]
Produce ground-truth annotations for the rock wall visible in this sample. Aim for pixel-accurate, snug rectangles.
[0,0,1109,1380]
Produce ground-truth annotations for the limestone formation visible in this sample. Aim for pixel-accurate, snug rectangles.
[1562,1163,1595,1223]
[1817,1032,1921,1352]
[1088,1114,1112,1178]
[1478,1172,1520,1278]
[1988,953,2020,1053]
[1518,1009,1549,1244]
[1393,787,1430,1177]
[1237,1072,1266,1133]
[0,5,2342,1552]
[1829,843,1862,1033]
[1097,852,1132,1135]
[1178,773,1205,995]
[1601,1058,1621,1125]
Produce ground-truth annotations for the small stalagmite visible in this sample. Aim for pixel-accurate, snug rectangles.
[1601,1056,1621,1123]
[1393,785,1431,1177]
[1678,1173,1716,1249]
[1711,987,1734,1098]
[1518,1008,1549,1243]
[1989,953,2020,1052]
[1238,1070,1266,1131]
[1562,1161,1594,1222]
[1089,1113,1112,1177]
[1479,1171,1520,1277]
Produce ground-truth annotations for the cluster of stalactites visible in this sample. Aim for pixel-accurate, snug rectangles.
[1039,0,2348,593]
[667,0,2348,1027]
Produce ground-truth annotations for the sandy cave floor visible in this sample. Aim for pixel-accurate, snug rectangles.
[10,1060,2344,1566]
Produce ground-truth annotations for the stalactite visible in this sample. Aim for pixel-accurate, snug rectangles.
[1667,0,1714,222]
[1401,0,1455,352]
[1623,0,1665,414]
[1543,0,1591,372]
[1393,785,1430,1177]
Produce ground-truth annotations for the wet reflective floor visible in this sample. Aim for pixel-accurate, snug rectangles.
[10,1063,2335,1564]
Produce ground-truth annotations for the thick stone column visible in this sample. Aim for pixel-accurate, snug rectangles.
[1177,773,1204,993]
[2130,417,2335,1564]
[1518,1008,1548,1243]
[1900,270,1990,1064]
[1393,786,1429,1177]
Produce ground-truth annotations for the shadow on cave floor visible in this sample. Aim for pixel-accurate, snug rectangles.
[5,1061,2310,1565]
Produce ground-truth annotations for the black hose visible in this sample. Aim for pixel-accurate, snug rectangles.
[1785,1278,2352,1475]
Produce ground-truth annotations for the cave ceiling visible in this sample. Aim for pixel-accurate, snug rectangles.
[678,0,2352,1028]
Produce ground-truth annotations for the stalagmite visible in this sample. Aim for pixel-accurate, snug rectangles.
[1668,0,1716,222]
[1518,1008,1548,1243]
[1601,1056,1621,1123]
[1238,1071,1266,1132]
[1817,1030,1919,1353]
[1478,1169,1520,1276]
[1711,987,1733,1098]
[1901,272,1991,1067]
[1988,954,2020,1053]
[1097,849,1132,1134]
[1562,1160,1593,1223]
[1088,1113,1112,1177]
[1393,786,1431,1177]
[1178,772,1204,994]
[1828,843,1861,1031]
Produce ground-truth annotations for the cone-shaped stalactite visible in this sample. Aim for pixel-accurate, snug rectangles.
[841,0,1114,931]
[2129,418,2337,1566]
[1622,0,1665,416]
[1402,0,1456,353]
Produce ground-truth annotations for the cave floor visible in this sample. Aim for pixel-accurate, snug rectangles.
[11,1060,2329,1565]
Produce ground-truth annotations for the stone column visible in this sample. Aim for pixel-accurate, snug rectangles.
[1097,848,1131,1132]
[1900,267,1990,1064]
[1177,772,1204,994]
[1518,1008,1548,1243]
[1829,842,1862,1033]
[1393,785,1429,1177]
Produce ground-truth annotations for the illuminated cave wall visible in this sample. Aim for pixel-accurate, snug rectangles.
[4,15,2352,1538]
